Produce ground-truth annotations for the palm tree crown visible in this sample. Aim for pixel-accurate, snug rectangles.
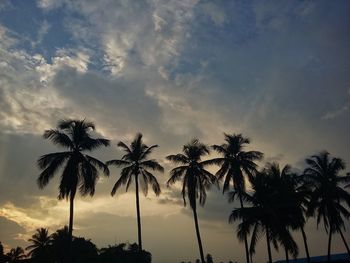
[6,247,26,262]
[107,133,163,197]
[38,119,110,199]
[166,139,216,209]
[211,134,263,193]
[26,228,52,259]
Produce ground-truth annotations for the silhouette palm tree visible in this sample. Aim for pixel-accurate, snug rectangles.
[106,133,163,251]
[37,119,110,260]
[6,247,26,263]
[167,139,216,263]
[51,226,71,263]
[26,228,52,262]
[286,172,312,263]
[210,134,263,263]
[0,243,9,263]
[230,163,299,263]
[303,151,350,262]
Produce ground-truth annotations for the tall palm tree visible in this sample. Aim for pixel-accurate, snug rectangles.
[303,151,350,262]
[167,139,216,263]
[229,163,299,263]
[106,133,163,251]
[26,228,52,262]
[37,119,110,259]
[210,134,263,263]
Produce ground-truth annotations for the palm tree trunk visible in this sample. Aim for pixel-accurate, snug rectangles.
[285,247,289,263]
[266,225,272,263]
[239,195,250,263]
[135,174,143,251]
[338,227,350,255]
[301,226,311,263]
[68,194,74,263]
[192,208,205,263]
[327,230,332,263]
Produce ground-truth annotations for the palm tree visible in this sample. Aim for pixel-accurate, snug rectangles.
[106,133,163,251]
[303,151,350,262]
[229,163,299,263]
[0,242,9,263]
[6,247,26,263]
[37,119,110,259]
[210,134,263,263]
[166,139,216,263]
[26,228,52,262]
[286,172,312,263]
[51,226,71,263]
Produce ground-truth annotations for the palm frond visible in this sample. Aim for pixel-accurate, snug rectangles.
[85,154,109,176]
[140,144,159,159]
[37,153,70,188]
[80,138,110,151]
[140,160,164,172]
[58,158,79,200]
[111,165,133,196]
[166,154,188,164]
[142,169,161,196]
[117,141,132,154]
[43,130,74,149]
[167,166,187,186]
[106,159,131,167]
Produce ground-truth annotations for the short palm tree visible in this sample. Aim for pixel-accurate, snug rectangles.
[230,163,299,263]
[210,134,263,263]
[106,133,163,251]
[6,247,26,263]
[303,151,350,262]
[26,228,52,262]
[167,139,216,263]
[37,119,110,254]
[51,226,71,263]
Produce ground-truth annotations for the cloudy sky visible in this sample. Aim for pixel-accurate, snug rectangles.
[0,0,350,262]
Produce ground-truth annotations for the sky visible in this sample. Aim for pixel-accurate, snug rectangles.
[0,0,350,262]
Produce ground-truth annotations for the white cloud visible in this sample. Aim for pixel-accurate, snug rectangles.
[36,0,64,10]
[322,102,350,120]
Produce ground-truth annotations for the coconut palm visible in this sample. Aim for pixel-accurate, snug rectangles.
[266,164,306,262]
[6,247,26,263]
[285,172,312,263]
[210,134,263,263]
[106,133,163,251]
[167,139,216,263]
[229,163,299,263]
[26,228,52,262]
[37,119,110,258]
[303,151,350,262]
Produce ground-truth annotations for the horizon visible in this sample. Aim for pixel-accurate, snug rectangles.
[0,1,350,263]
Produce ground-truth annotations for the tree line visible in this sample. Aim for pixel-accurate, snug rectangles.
[0,227,151,263]
[2,119,350,263]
